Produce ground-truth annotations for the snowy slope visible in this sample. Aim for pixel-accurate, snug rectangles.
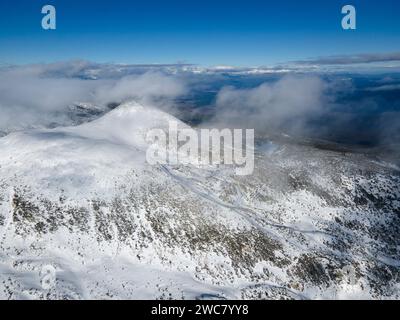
[0,101,399,300]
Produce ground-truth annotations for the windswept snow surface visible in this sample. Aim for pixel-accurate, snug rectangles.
[0,101,399,300]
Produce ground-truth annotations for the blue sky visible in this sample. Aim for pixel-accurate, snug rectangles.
[0,0,400,66]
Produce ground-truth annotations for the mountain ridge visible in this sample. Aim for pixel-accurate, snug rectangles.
[0,101,399,299]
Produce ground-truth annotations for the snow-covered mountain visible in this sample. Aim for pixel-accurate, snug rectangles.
[0,101,399,300]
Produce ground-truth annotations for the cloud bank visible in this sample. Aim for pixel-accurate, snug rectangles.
[294,52,400,66]
[208,75,329,137]
[206,75,400,152]
[0,61,399,153]
[0,62,186,133]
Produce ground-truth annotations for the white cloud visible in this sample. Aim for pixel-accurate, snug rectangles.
[93,72,186,105]
[0,62,186,133]
[209,75,327,136]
